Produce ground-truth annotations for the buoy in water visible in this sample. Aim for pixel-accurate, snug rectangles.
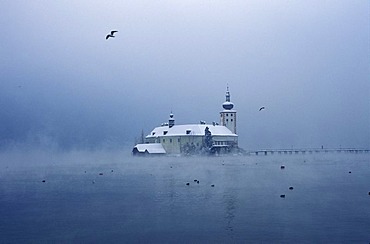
[281,165,285,169]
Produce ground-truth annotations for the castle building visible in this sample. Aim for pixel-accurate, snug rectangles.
[132,87,238,155]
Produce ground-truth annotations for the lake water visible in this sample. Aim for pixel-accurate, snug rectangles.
[0,150,369,243]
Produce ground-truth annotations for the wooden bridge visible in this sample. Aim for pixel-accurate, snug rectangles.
[248,148,370,156]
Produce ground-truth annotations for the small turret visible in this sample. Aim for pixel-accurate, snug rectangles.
[169,112,175,128]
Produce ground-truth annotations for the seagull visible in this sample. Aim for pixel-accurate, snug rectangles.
[106,30,118,40]
[259,106,265,111]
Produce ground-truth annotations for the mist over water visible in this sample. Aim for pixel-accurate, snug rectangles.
[1,1,369,242]
[0,150,369,243]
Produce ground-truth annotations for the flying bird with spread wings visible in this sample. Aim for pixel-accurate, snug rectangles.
[259,106,265,111]
[106,30,118,40]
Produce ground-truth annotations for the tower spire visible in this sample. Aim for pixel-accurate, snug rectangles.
[225,84,230,102]
[222,85,234,110]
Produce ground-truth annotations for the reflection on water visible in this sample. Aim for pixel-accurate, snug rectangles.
[0,151,369,243]
[223,192,236,236]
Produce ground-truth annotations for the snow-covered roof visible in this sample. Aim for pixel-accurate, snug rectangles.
[221,109,237,112]
[133,143,166,154]
[147,124,237,138]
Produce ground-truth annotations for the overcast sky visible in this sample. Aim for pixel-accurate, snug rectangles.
[1,0,369,150]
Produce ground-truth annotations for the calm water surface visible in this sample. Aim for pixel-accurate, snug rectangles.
[0,151,369,243]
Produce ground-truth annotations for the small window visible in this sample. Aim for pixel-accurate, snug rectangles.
[231,114,233,117]
[178,138,180,142]
[186,130,191,135]
[226,114,228,116]
[163,139,165,143]
[170,139,172,143]
[152,132,155,135]
[163,131,168,135]
[226,119,228,122]
[231,119,233,122]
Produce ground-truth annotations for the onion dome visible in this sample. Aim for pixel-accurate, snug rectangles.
[222,101,234,110]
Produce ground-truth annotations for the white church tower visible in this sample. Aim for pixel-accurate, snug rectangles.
[220,86,237,134]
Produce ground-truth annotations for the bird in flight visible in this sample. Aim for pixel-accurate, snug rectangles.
[106,30,118,40]
[259,106,265,111]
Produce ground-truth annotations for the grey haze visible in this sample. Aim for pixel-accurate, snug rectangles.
[0,0,369,150]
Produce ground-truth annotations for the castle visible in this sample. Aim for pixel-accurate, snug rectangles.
[132,87,238,155]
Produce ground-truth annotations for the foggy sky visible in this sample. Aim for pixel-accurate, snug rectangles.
[1,0,369,150]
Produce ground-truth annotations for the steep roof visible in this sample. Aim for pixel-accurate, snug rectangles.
[133,143,166,154]
[147,124,237,138]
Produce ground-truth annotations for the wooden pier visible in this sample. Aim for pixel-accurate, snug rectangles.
[248,148,370,156]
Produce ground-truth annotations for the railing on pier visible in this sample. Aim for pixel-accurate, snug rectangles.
[248,148,370,156]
